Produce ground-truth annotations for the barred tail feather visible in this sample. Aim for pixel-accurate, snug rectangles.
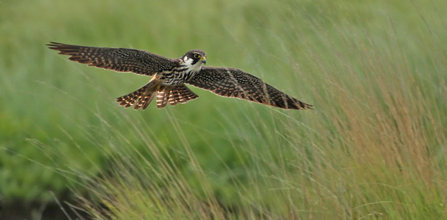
[156,88,171,109]
[116,81,158,110]
[134,92,157,110]
[117,84,198,110]
[168,85,199,106]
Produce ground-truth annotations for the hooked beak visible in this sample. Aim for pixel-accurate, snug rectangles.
[201,57,207,64]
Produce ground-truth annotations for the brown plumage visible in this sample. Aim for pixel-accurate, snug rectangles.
[47,42,312,110]
[187,67,312,110]
[47,42,175,76]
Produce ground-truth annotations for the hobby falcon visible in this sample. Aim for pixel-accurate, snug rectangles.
[47,42,313,110]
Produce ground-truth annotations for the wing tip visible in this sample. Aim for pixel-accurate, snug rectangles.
[47,43,57,50]
[288,100,313,110]
[46,42,68,51]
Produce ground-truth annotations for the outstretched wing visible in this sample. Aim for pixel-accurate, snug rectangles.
[186,67,313,110]
[47,42,177,76]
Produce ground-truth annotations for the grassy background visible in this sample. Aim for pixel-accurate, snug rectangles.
[1,0,447,219]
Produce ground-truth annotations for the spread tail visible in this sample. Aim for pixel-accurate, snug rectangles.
[117,81,158,110]
[117,83,198,110]
[168,85,199,106]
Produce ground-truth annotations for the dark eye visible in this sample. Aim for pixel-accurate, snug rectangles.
[194,54,201,59]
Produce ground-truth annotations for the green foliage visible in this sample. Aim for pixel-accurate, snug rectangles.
[1,0,447,219]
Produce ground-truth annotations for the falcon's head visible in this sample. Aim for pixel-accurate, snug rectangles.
[182,50,207,72]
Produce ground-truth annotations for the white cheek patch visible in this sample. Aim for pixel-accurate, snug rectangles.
[183,57,203,72]
[183,56,191,63]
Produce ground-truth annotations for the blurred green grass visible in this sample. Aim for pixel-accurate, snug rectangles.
[1,0,447,218]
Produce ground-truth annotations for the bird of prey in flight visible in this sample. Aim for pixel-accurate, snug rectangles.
[47,42,313,110]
